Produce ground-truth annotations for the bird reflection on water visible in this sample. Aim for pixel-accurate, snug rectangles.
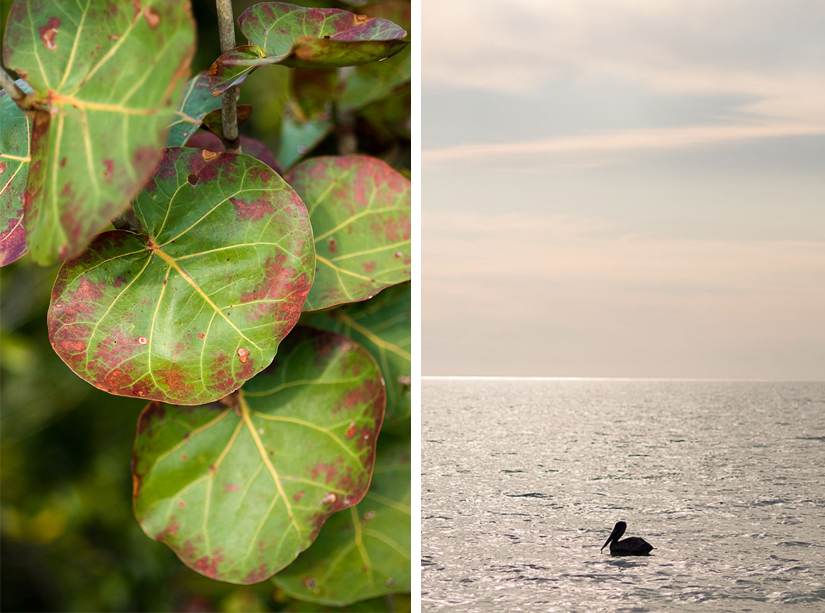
[600,521,653,556]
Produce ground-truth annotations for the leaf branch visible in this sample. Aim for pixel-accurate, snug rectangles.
[216,0,241,153]
[0,65,27,107]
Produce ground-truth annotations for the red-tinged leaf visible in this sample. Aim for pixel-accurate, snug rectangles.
[186,132,281,175]
[2,0,196,265]
[286,156,411,311]
[273,434,411,605]
[208,3,407,96]
[0,81,31,266]
[132,327,385,584]
[302,284,410,434]
[340,2,412,112]
[48,147,314,405]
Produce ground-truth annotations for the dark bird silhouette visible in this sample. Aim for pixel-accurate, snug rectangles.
[600,521,653,556]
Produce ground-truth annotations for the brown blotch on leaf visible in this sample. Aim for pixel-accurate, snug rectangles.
[237,347,250,363]
[303,577,318,589]
[202,150,219,161]
[187,173,199,186]
[345,422,358,439]
[321,492,337,505]
[144,7,161,28]
[108,33,120,41]
[328,236,337,253]
[39,17,60,51]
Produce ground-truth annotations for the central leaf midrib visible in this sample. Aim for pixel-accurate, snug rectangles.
[151,241,261,350]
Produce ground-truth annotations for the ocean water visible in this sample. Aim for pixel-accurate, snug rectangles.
[422,379,825,612]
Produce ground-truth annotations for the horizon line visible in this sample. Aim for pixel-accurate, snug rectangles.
[422,376,825,383]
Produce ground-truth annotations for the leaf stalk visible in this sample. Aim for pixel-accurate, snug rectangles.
[0,65,26,107]
[216,0,241,153]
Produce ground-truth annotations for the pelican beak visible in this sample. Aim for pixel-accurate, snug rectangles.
[600,536,612,552]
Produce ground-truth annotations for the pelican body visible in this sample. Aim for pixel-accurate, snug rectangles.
[600,521,653,556]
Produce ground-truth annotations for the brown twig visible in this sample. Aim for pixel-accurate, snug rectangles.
[0,65,26,106]
[216,0,241,153]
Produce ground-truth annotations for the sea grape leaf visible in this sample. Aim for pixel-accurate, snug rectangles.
[208,3,407,96]
[167,72,223,147]
[47,147,314,405]
[200,104,254,139]
[277,103,334,171]
[292,68,337,120]
[286,155,411,312]
[340,2,412,112]
[186,132,282,174]
[132,327,386,584]
[303,284,410,434]
[273,434,411,605]
[2,0,196,265]
[0,81,32,266]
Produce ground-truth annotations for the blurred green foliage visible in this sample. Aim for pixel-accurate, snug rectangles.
[1,0,411,610]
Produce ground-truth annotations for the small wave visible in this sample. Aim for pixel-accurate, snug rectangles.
[504,492,553,500]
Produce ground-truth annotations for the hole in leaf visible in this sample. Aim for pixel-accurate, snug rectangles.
[323,35,331,40]
[187,173,199,185]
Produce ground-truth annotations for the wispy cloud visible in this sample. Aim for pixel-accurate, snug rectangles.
[424,0,825,124]
[423,122,825,163]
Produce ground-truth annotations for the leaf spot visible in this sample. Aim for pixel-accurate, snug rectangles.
[138,336,148,345]
[321,492,337,505]
[38,17,60,51]
[328,236,337,253]
[345,422,357,439]
[303,577,317,589]
[237,347,250,363]
[202,150,218,161]
[187,173,199,185]
[394,251,403,259]
[144,7,161,28]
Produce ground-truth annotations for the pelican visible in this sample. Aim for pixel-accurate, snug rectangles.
[600,521,653,556]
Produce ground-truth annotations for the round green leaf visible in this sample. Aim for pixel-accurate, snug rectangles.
[286,155,411,312]
[273,434,411,605]
[2,0,196,264]
[132,327,386,584]
[0,82,31,266]
[48,147,314,405]
[303,284,410,434]
[208,3,408,96]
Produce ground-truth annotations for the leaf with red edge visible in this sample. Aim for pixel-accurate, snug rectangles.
[0,81,32,266]
[208,2,407,96]
[48,147,314,405]
[302,283,410,435]
[2,0,195,265]
[340,1,412,112]
[272,434,410,604]
[286,155,411,311]
[132,327,385,584]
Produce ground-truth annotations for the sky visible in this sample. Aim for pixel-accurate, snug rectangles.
[422,0,825,379]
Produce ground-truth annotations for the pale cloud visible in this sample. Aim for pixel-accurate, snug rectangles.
[423,122,825,164]
[423,0,825,124]
[423,211,825,378]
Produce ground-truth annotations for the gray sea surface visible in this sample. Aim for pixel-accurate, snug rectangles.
[422,379,825,612]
